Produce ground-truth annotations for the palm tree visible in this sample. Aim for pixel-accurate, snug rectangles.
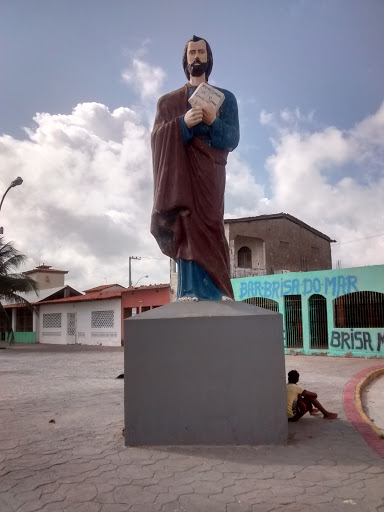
[0,237,39,343]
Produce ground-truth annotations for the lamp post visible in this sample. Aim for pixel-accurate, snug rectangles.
[133,275,148,287]
[0,177,23,235]
[128,256,141,288]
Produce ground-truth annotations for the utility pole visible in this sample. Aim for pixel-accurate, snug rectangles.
[129,256,141,288]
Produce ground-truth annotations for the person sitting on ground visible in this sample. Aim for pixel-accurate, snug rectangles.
[287,370,338,422]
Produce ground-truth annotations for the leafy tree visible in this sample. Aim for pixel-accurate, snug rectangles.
[0,237,39,343]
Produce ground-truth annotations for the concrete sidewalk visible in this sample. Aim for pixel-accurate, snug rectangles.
[0,344,383,512]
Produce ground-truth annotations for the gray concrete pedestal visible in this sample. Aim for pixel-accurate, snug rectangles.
[124,301,287,445]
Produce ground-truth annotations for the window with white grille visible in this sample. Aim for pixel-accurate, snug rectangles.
[43,313,62,329]
[91,310,114,328]
[67,313,76,336]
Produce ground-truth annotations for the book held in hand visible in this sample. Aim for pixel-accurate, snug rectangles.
[188,83,225,113]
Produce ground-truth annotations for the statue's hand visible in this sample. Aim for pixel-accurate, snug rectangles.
[184,107,203,128]
[202,104,216,126]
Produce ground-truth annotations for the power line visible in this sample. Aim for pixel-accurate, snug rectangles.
[139,256,169,261]
[336,232,384,245]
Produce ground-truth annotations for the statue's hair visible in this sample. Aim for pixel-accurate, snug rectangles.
[182,35,213,81]
[288,370,300,384]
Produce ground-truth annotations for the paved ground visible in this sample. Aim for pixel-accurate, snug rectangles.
[0,343,383,512]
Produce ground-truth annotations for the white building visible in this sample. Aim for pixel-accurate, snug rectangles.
[38,292,123,346]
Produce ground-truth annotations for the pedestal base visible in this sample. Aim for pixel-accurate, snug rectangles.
[124,301,287,445]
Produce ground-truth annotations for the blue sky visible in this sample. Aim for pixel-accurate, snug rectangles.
[1,0,383,288]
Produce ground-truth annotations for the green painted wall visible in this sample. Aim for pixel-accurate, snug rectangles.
[13,332,36,343]
[232,265,384,358]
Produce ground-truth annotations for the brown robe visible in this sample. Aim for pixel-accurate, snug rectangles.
[150,84,233,299]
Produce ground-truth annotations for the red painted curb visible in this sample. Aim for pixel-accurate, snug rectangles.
[343,366,384,458]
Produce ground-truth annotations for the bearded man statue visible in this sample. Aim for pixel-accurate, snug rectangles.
[150,35,240,301]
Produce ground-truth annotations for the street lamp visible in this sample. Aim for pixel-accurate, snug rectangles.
[128,256,141,287]
[0,177,23,212]
[0,177,23,234]
[133,275,148,287]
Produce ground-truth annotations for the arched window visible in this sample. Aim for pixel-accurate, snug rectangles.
[309,294,328,349]
[333,291,384,328]
[284,295,303,348]
[243,297,279,312]
[238,246,252,268]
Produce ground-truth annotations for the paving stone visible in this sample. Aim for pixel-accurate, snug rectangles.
[141,483,169,494]
[154,492,179,506]
[227,502,252,512]
[40,504,66,512]
[6,488,43,510]
[364,466,384,474]
[0,476,18,493]
[179,493,227,511]
[193,469,224,481]
[1,348,383,512]
[304,485,332,496]
[95,483,115,494]
[69,502,102,512]
[12,473,57,493]
[15,499,45,512]
[231,478,273,496]
[95,492,116,505]
[272,470,297,480]
[167,483,195,496]
[231,489,273,505]
[250,504,278,512]
[208,491,238,504]
[270,484,306,497]
[130,505,162,512]
[296,491,336,504]
[99,506,132,512]
[62,483,98,503]
[40,492,67,507]
[160,502,184,512]
[113,485,155,505]
[116,464,154,480]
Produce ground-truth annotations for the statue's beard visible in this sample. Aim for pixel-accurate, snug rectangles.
[187,60,209,77]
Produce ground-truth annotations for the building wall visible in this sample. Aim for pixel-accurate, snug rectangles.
[27,272,65,290]
[121,287,170,310]
[232,265,384,358]
[38,299,122,346]
[121,286,170,338]
[227,218,332,275]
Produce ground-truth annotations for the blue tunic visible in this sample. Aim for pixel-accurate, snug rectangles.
[177,85,239,301]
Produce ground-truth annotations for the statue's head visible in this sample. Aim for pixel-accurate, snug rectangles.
[182,35,213,82]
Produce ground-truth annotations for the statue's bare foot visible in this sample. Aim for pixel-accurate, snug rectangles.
[178,296,199,302]
[180,209,191,217]
[221,296,233,301]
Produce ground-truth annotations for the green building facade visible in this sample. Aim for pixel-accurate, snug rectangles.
[232,265,384,358]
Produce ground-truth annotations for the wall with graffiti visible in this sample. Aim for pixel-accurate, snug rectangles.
[231,265,384,358]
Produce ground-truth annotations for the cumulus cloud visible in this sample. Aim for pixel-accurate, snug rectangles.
[1,52,383,293]
[0,96,169,290]
[122,59,166,102]
[263,103,384,268]
[260,107,316,133]
[225,153,270,218]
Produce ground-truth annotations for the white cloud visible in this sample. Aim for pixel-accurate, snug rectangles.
[122,59,166,102]
[0,57,177,291]
[225,153,270,218]
[263,102,384,269]
[0,99,170,290]
[260,107,315,132]
[1,52,383,294]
